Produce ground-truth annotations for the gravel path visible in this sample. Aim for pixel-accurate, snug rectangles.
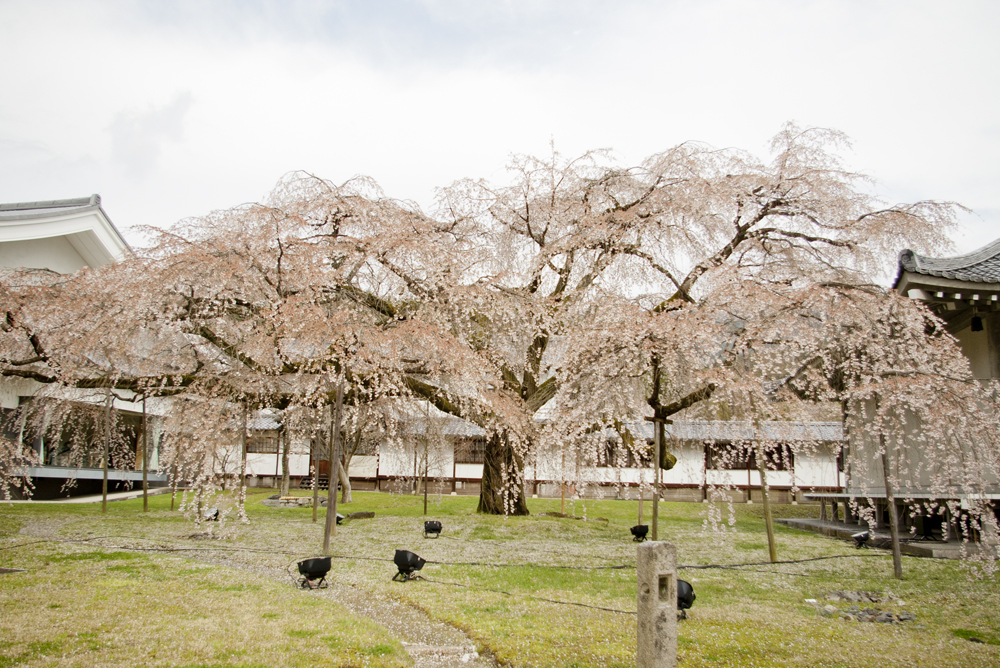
[321,578,494,668]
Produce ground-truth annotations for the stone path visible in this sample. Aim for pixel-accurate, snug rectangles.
[316,577,495,668]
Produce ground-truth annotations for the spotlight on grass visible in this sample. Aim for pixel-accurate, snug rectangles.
[424,520,442,538]
[630,524,649,542]
[852,530,870,549]
[296,557,331,589]
[678,579,696,617]
[392,549,426,582]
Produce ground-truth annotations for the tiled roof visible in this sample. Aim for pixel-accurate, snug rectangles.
[897,237,1000,284]
[393,402,488,437]
[619,420,844,442]
[248,410,282,431]
[0,195,102,222]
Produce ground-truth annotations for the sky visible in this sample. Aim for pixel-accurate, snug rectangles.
[1,0,997,254]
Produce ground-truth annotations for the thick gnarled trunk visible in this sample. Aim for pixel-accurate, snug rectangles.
[477,432,528,516]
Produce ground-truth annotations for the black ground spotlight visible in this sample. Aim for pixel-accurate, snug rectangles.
[677,579,696,610]
[392,549,426,582]
[336,513,345,525]
[424,520,442,538]
[630,524,649,542]
[297,557,332,589]
[852,530,870,549]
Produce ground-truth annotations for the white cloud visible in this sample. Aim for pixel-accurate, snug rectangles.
[109,91,193,179]
[0,0,997,253]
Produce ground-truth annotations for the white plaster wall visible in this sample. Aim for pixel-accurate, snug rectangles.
[526,442,706,486]
[793,449,841,488]
[246,453,280,476]
[0,236,88,273]
[378,438,453,478]
[349,454,378,478]
[706,469,752,487]
[455,463,483,479]
[846,398,1000,497]
[0,378,48,409]
[663,442,706,486]
[1,381,173,417]
[955,325,992,379]
[241,453,311,477]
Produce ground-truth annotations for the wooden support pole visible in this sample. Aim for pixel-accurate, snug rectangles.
[652,420,661,542]
[142,395,149,513]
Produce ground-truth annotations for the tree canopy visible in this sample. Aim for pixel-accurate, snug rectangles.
[2,124,995,560]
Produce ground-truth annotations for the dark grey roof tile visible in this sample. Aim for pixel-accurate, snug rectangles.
[898,237,1000,283]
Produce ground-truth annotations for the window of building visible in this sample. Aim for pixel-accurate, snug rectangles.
[454,437,486,464]
[705,443,793,471]
[247,432,279,454]
[597,439,653,468]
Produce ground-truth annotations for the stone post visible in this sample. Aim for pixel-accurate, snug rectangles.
[637,541,677,668]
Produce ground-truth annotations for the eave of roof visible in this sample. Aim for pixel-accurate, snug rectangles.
[893,237,1000,288]
[0,194,132,254]
[614,420,844,442]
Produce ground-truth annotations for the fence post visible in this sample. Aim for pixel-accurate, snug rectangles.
[637,541,677,668]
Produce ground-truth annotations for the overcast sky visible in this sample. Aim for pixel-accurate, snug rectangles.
[1,0,997,254]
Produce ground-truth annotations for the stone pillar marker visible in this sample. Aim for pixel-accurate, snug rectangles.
[637,541,677,668]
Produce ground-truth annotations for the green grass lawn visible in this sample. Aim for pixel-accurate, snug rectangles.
[2,488,998,667]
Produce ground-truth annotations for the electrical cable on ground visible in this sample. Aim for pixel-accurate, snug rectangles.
[2,533,901,581]
[3,535,895,571]
[419,575,637,615]
[1,535,916,616]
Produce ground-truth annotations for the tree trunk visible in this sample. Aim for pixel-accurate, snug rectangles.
[561,448,567,515]
[170,463,178,511]
[342,422,362,504]
[881,448,904,579]
[338,459,352,504]
[279,423,290,497]
[311,428,320,523]
[423,432,429,515]
[237,402,249,523]
[477,432,528,515]
[101,386,112,514]
[756,447,778,563]
[323,381,344,554]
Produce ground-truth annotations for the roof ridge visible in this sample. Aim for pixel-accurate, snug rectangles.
[0,195,99,212]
